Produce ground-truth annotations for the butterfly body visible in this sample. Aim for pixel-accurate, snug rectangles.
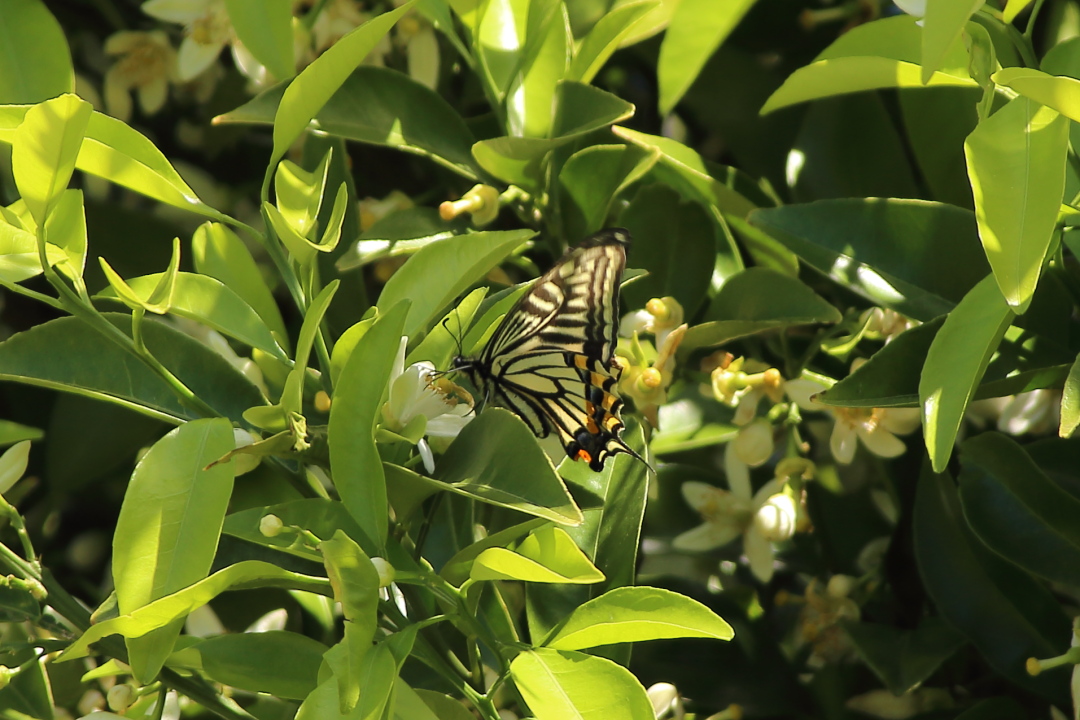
[452,228,641,472]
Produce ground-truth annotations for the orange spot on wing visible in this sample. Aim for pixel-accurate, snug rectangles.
[576,448,593,464]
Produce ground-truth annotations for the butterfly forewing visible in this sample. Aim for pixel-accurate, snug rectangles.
[456,228,641,472]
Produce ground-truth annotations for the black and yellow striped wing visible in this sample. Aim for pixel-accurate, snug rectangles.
[454,228,641,471]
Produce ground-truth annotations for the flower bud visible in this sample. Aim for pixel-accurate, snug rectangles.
[754,492,797,542]
[260,514,284,538]
[107,683,136,713]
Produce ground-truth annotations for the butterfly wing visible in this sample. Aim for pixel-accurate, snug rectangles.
[461,228,641,471]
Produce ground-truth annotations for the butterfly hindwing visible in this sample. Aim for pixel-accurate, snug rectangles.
[455,228,641,472]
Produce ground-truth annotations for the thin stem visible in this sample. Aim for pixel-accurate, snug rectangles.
[1024,0,1049,39]
[0,277,63,310]
[0,497,39,569]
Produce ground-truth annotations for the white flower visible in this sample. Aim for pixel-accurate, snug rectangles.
[381,337,472,473]
[673,447,792,582]
[142,0,257,82]
[786,377,920,465]
[997,389,1059,436]
[103,30,176,122]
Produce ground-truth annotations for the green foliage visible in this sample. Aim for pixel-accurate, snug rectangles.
[2,0,1080,718]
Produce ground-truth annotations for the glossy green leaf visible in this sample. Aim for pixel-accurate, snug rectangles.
[113,418,235,683]
[992,67,1080,123]
[508,1,571,137]
[965,96,1068,312]
[657,0,755,114]
[0,420,42,446]
[405,287,487,370]
[395,683,446,720]
[377,228,533,338]
[526,424,649,650]
[12,94,91,227]
[914,465,1068,704]
[959,433,1080,588]
[97,272,286,359]
[275,152,332,238]
[761,16,976,114]
[472,82,635,185]
[543,586,733,649]
[46,188,87,282]
[0,0,72,104]
[920,276,1014,472]
[750,199,988,321]
[192,222,290,352]
[224,498,376,561]
[434,408,584,525]
[224,0,294,81]
[271,4,414,168]
[439,518,548,585]
[0,656,52,719]
[280,280,337,415]
[78,112,226,220]
[0,440,31,495]
[921,0,983,84]
[682,267,841,353]
[219,67,479,179]
[194,631,326,700]
[0,314,265,424]
[818,318,944,408]
[1060,352,1080,437]
[320,530,380,641]
[613,126,756,218]
[841,618,965,695]
[511,647,654,720]
[472,525,605,583]
[558,144,659,240]
[568,1,659,84]
[0,218,69,283]
[620,184,715,316]
[59,561,332,661]
[328,301,409,548]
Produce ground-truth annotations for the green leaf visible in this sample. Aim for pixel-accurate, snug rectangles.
[920,276,1014,472]
[192,222,290,353]
[113,418,235,683]
[0,420,42,445]
[472,82,635,186]
[282,281,338,415]
[320,530,380,639]
[193,631,326,700]
[619,184,716,316]
[682,267,841,353]
[613,126,757,218]
[99,237,181,315]
[224,0,294,81]
[58,561,332,661]
[954,698,1027,720]
[959,432,1080,588]
[472,525,605,583]
[841,618,965,695]
[328,301,409,549]
[508,1,571,138]
[275,152,332,238]
[271,4,414,169]
[558,144,660,240]
[760,16,976,114]
[818,318,944,408]
[914,464,1069,704]
[45,188,88,282]
[220,67,479,179]
[224,498,377,561]
[12,94,91,227]
[405,287,487,370]
[96,271,288,361]
[0,314,266,424]
[0,0,72,104]
[567,1,659,84]
[750,199,988,321]
[657,0,756,114]
[0,218,69,283]
[0,440,31,495]
[526,423,649,653]
[377,228,534,338]
[965,96,1069,312]
[0,656,52,719]
[511,647,654,720]
[1061,352,1080,437]
[921,0,983,84]
[78,112,226,220]
[439,518,548,585]
[433,408,584,525]
[544,586,733,649]
[1010,66,1080,124]
[900,88,979,208]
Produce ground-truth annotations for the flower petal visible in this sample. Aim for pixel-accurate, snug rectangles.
[417,438,435,474]
[857,426,907,458]
[672,522,741,551]
[177,36,224,81]
[743,528,775,583]
[724,444,752,500]
[830,422,858,465]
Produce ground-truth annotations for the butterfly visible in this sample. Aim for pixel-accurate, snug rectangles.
[452,228,643,471]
